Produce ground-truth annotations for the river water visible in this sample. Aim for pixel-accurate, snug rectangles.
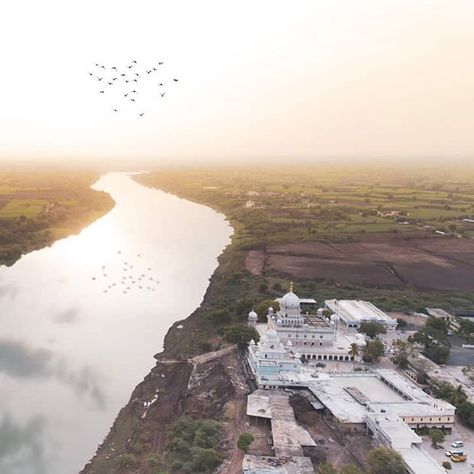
[0,172,232,474]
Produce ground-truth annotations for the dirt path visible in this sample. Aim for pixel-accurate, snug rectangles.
[218,352,254,474]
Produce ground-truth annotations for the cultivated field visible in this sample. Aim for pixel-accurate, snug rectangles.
[265,237,474,291]
[136,165,474,311]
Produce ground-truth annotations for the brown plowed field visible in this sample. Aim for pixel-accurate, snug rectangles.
[262,237,474,291]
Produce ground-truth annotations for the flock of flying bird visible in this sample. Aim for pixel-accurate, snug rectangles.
[88,60,179,117]
[91,251,160,295]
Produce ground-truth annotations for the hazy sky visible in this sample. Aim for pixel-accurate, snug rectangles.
[1,0,474,163]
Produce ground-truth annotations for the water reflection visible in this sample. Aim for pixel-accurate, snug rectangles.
[0,172,232,473]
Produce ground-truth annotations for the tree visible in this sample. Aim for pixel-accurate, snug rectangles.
[449,385,468,406]
[442,461,452,470]
[348,343,359,369]
[363,339,385,363]
[255,299,280,319]
[235,298,253,319]
[359,322,387,338]
[221,325,260,349]
[317,463,337,474]
[457,401,474,428]
[391,339,415,369]
[425,317,448,333]
[340,464,364,474]
[428,428,445,448]
[411,327,450,364]
[189,447,220,472]
[237,432,254,453]
[206,308,231,325]
[367,447,405,474]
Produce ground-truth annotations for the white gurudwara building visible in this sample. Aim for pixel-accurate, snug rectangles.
[250,284,366,362]
[247,329,303,388]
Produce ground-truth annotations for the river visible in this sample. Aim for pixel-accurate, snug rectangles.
[0,172,232,474]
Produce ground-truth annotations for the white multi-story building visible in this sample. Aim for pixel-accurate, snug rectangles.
[247,329,302,389]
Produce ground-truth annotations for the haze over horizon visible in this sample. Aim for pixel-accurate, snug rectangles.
[2,0,474,163]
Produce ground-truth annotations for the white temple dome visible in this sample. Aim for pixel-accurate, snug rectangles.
[248,310,258,320]
[281,291,300,310]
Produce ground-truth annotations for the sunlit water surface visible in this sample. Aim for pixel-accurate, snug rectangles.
[0,172,232,474]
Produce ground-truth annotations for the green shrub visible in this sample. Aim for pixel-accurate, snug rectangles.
[116,453,137,468]
[237,432,254,453]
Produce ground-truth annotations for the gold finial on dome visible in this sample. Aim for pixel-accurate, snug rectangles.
[290,281,294,292]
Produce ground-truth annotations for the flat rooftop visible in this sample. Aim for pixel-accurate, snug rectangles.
[326,299,395,323]
[426,308,454,319]
[307,371,455,424]
[376,369,454,411]
[331,375,406,403]
[369,414,422,447]
[305,314,331,328]
[397,446,446,474]
[247,390,316,458]
[242,455,314,474]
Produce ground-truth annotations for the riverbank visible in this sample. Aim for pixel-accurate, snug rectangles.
[81,230,262,473]
[82,165,474,473]
[0,167,114,266]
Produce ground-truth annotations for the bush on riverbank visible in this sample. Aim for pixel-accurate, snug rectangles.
[165,417,222,473]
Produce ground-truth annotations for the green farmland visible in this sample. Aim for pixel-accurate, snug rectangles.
[0,167,114,266]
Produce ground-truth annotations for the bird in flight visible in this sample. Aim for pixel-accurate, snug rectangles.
[89,58,180,117]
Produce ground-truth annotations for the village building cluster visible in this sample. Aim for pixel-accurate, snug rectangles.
[244,285,457,474]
